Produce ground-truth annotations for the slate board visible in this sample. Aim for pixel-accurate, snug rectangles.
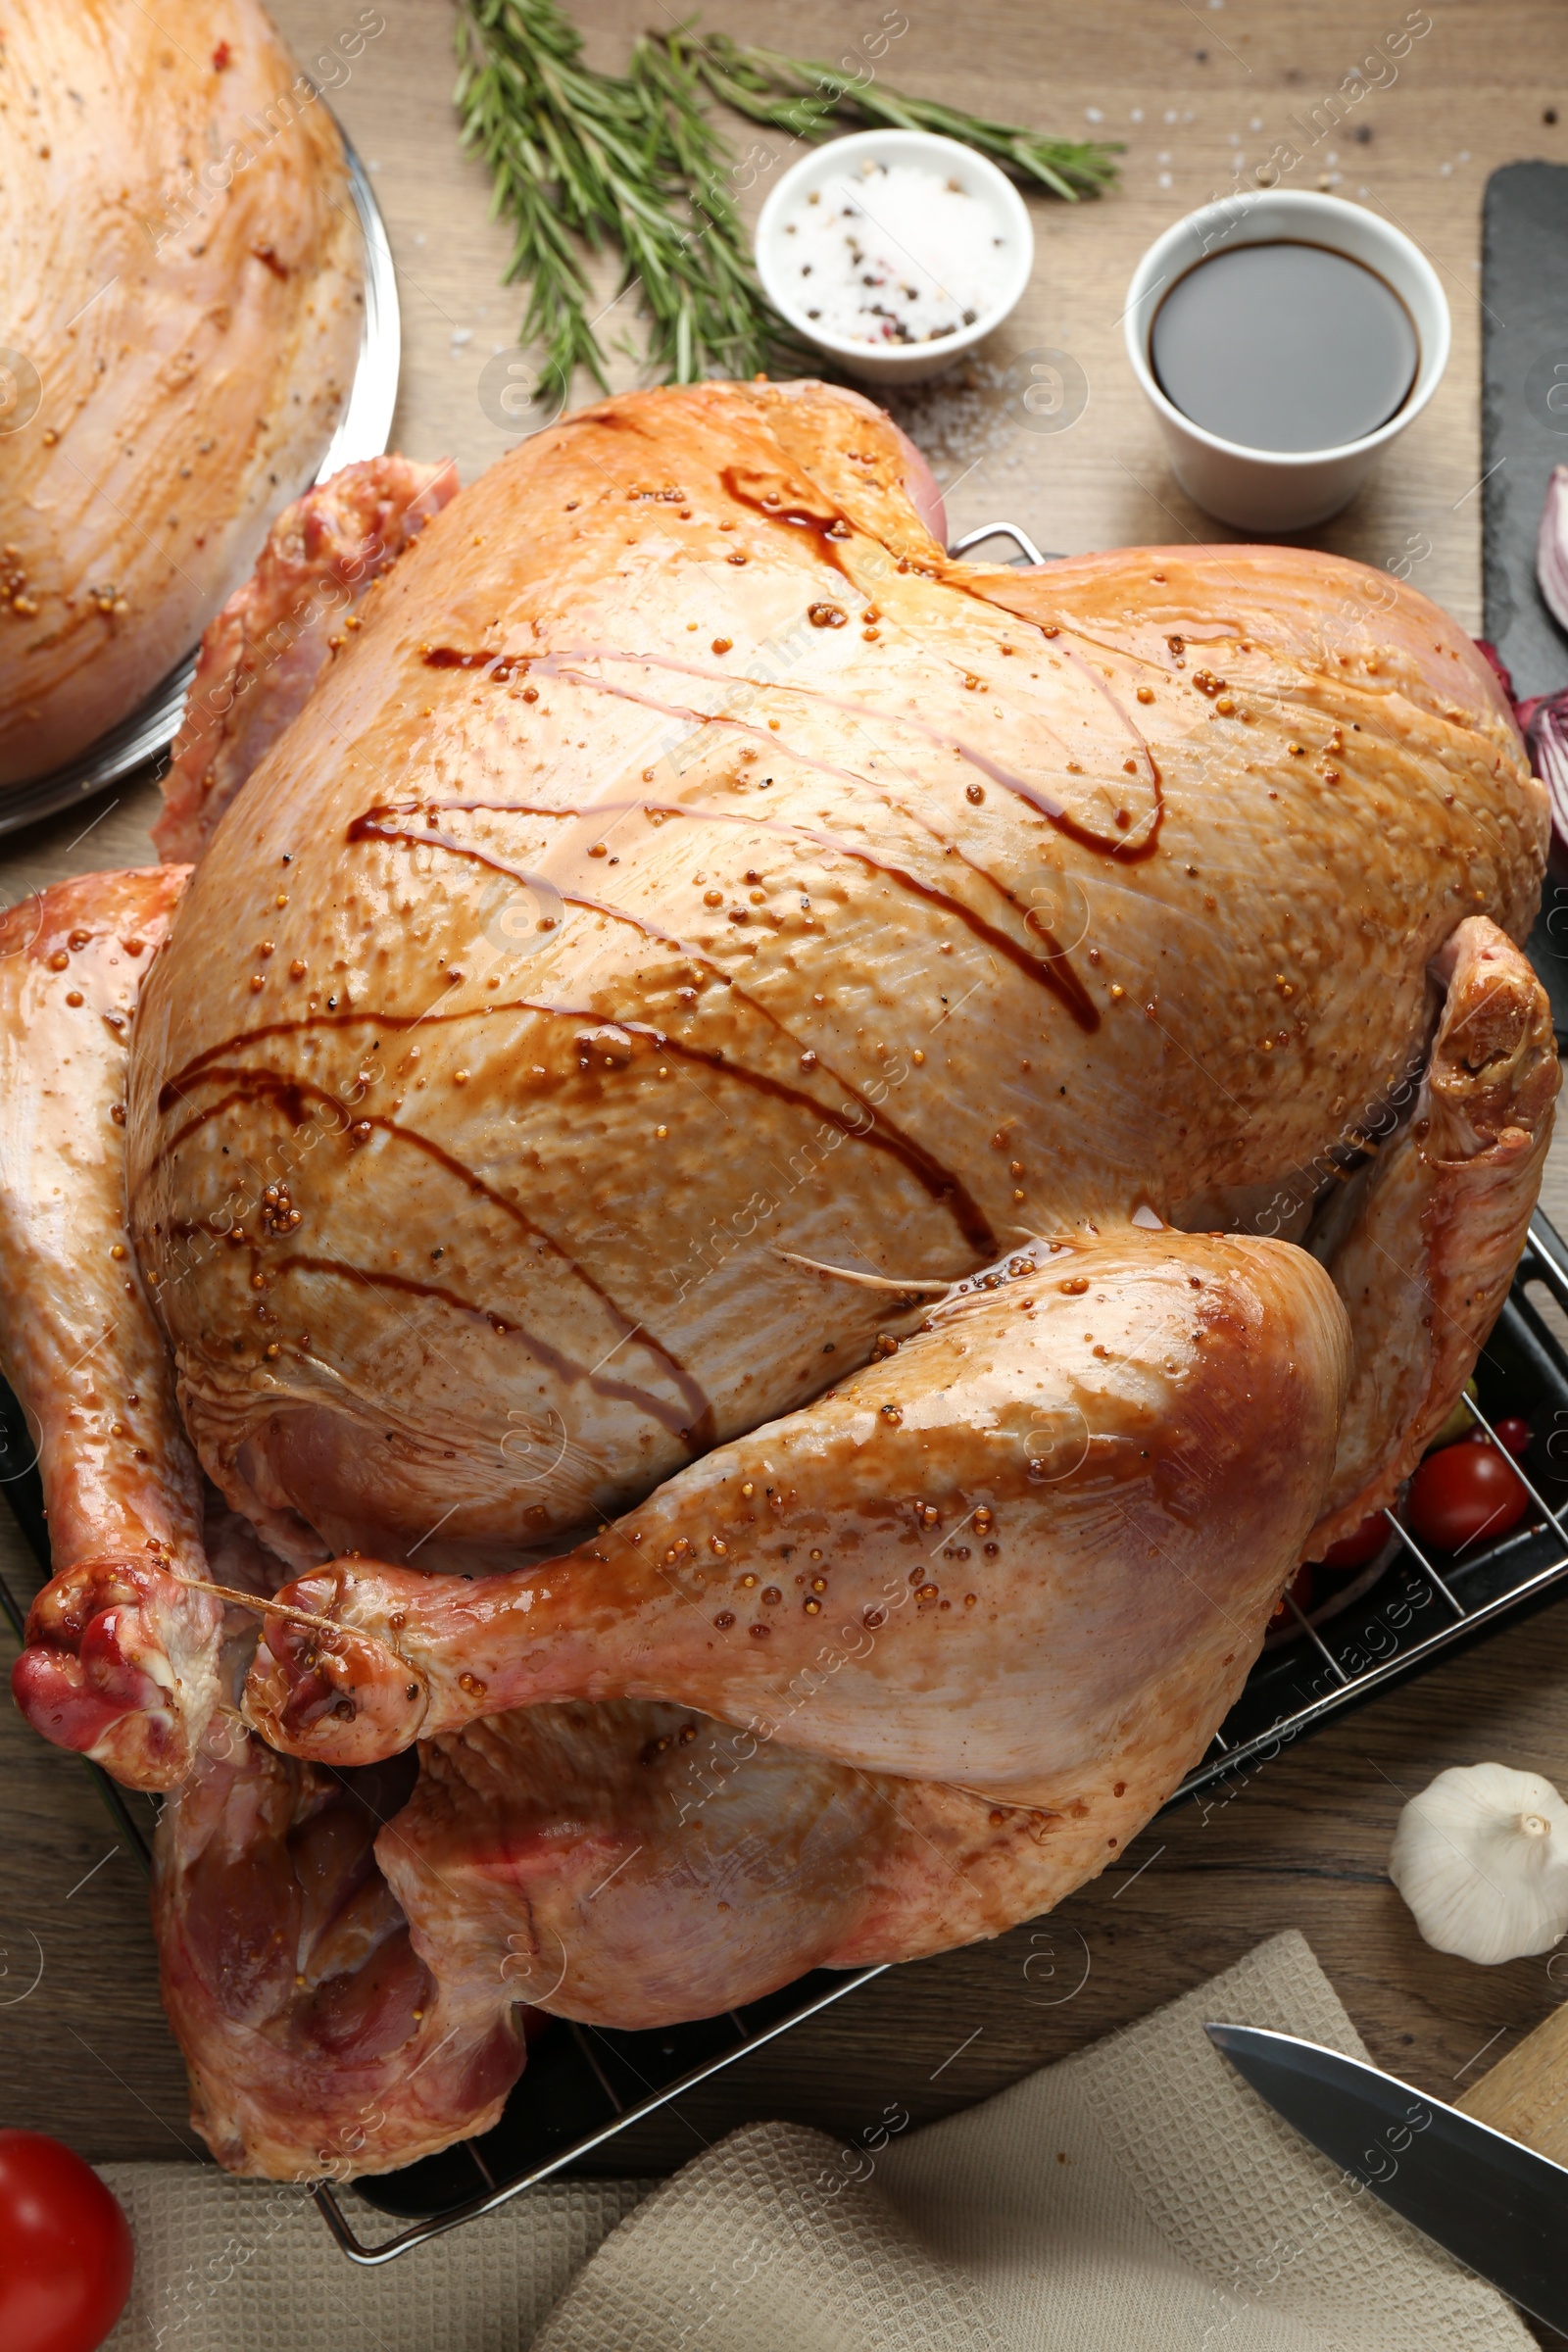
[1483,161,1568,1038]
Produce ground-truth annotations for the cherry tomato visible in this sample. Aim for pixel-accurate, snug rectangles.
[1406,1441,1530,1553]
[1318,1513,1388,1573]
[1487,1416,1532,1459]
[0,2131,132,2352]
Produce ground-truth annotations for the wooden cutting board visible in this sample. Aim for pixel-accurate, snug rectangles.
[1460,1993,1568,2162]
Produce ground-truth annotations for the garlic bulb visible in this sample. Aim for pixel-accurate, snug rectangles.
[1389,1762,1568,1965]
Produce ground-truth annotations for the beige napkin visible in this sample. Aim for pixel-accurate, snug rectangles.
[101,1931,1534,2351]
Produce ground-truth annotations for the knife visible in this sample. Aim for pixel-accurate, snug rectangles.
[1205,2016,1568,2333]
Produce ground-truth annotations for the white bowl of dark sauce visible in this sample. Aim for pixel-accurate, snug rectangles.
[1124,191,1449,531]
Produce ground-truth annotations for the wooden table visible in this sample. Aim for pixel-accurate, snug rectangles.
[6,0,1568,2329]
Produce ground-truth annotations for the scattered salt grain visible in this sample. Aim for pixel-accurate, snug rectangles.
[780,162,1011,348]
[885,359,1018,484]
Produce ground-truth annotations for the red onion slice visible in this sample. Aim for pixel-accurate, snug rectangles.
[1522,689,1568,865]
[1538,462,1568,634]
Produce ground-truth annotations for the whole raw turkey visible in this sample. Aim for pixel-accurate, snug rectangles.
[0,0,363,785]
[2,379,1554,2175]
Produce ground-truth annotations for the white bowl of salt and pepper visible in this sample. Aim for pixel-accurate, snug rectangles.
[755,128,1034,385]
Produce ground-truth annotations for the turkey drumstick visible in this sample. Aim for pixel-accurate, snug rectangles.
[245,1225,1350,1801]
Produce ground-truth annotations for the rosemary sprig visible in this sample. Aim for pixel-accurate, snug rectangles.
[667,28,1123,205]
[455,0,788,389]
[453,0,1120,391]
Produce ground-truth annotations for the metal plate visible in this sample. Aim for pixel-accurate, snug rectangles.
[0,128,401,841]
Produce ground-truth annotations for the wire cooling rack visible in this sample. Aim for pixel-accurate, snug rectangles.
[1174,1207,1568,1805]
[4,1211,1568,2261]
